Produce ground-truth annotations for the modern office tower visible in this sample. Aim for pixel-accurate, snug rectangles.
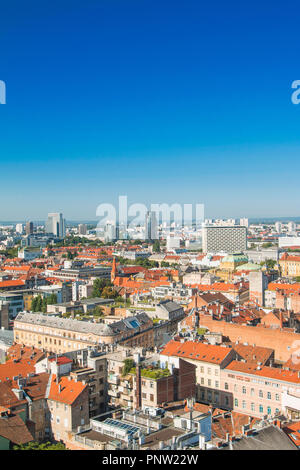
[202,224,247,253]
[46,212,65,238]
[78,223,87,235]
[240,217,249,228]
[25,221,34,235]
[275,221,282,233]
[15,223,23,234]
[288,221,296,234]
[104,222,119,242]
[145,211,158,241]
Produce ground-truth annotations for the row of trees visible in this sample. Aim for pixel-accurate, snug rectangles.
[13,441,66,450]
[92,278,118,299]
[116,256,159,268]
[31,294,57,313]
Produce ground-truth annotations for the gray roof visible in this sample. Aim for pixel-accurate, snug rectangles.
[223,425,297,450]
[158,300,183,313]
[15,311,115,336]
[0,329,14,346]
[14,311,151,338]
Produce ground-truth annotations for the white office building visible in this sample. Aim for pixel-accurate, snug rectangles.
[46,212,65,238]
[202,225,247,254]
[166,236,181,251]
[15,223,23,234]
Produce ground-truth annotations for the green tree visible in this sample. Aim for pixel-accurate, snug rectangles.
[101,286,118,299]
[13,441,66,450]
[92,278,112,297]
[152,240,160,253]
[122,358,135,376]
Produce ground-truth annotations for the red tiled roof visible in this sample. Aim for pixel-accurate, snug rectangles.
[48,375,87,405]
[160,340,233,364]
[0,280,26,288]
[225,360,300,384]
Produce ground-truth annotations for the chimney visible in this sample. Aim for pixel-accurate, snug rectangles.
[279,310,284,329]
[135,365,142,410]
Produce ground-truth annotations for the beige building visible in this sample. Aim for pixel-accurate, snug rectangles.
[160,340,236,408]
[70,352,107,417]
[47,374,89,443]
[14,311,154,354]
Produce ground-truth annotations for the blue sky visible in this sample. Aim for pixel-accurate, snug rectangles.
[0,0,300,220]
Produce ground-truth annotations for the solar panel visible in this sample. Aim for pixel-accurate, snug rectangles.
[104,418,139,435]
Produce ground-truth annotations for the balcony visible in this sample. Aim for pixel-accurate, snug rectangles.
[107,374,120,385]
[282,390,300,412]
[108,389,120,398]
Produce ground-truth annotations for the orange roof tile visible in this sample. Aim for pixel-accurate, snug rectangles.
[160,340,233,364]
[48,375,87,405]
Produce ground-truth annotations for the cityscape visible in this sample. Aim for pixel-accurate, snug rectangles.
[1,0,300,457]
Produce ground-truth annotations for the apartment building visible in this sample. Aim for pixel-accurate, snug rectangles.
[47,374,89,443]
[105,346,196,411]
[160,340,235,408]
[220,361,300,420]
[279,253,300,277]
[70,352,107,417]
[13,311,154,353]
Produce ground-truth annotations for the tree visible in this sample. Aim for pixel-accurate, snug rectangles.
[13,441,66,450]
[152,240,160,253]
[92,278,112,297]
[31,295,43,312]
[122,358,135,376]
[101,286,118,299]
[261,259,277,269]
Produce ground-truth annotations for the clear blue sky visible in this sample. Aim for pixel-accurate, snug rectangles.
[1,0,300,221]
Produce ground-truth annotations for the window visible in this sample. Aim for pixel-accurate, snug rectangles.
[267,392,271,400]
[275,394,279,401]
[259,405,263,413]
[251,403,255,412]
[215,381,219,388]
[224,382,228,390]
[201,378,204,385]
[259,390,263,398]
[267,406,271,415]
[242,401,246,409]
[250,388,254,396]
[208,379,211,387]
[207,368,211,375]
[242,386,246,394]
[234,398,238,407]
